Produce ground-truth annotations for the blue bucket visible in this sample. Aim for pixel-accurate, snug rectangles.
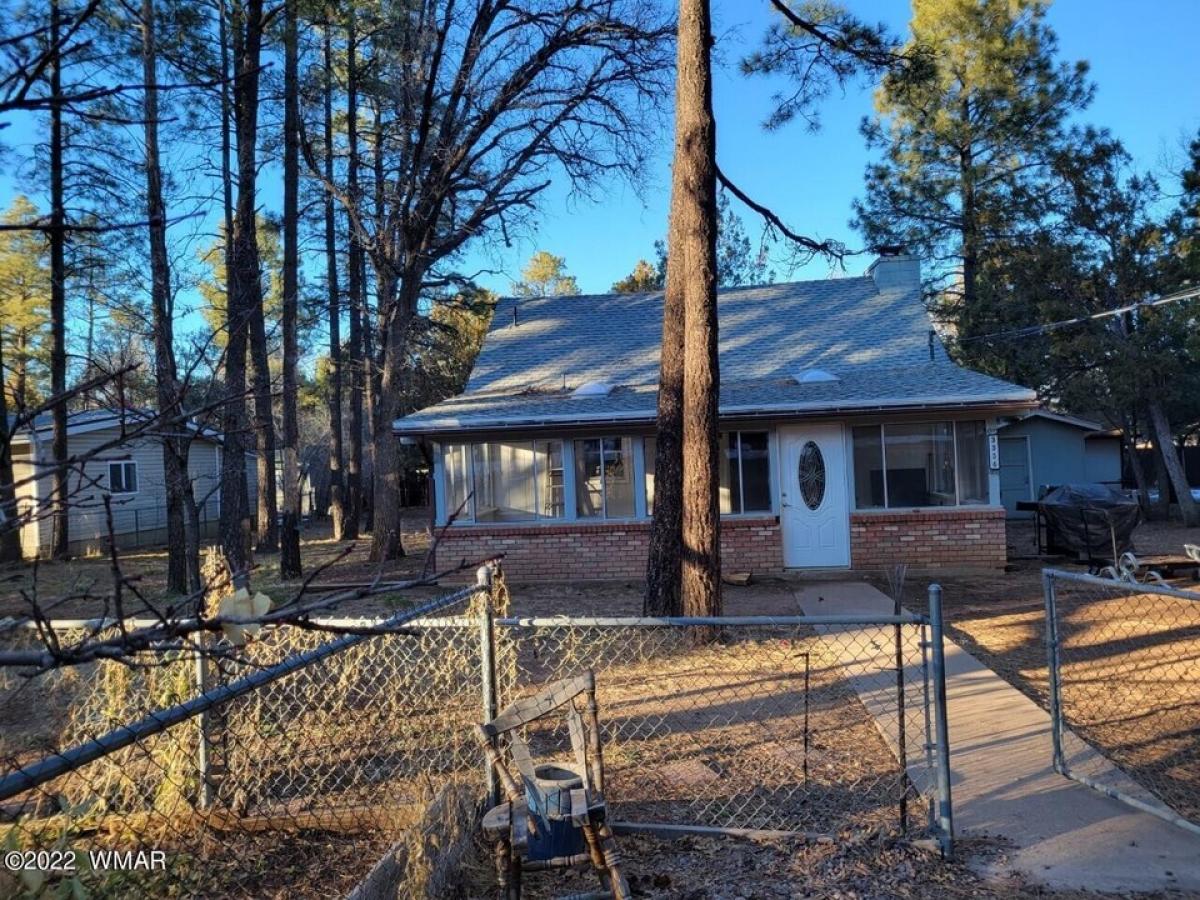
[524,763,587,861]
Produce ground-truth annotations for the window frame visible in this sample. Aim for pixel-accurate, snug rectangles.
[439,439,565,525]
[851,420,994,511]
[107,460,139,496]
[573,436,638,521]
[723,430,773,516]
[439,429,777,526]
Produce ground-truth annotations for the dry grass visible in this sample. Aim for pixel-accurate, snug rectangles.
[459,830,1152,899]
[0,510,438,620]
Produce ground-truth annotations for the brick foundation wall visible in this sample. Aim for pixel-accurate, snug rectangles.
[437,507,1006,580]
[437,516,783,581]
[849,507,1007,570]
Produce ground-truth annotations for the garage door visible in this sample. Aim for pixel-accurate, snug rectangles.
[999,437,1032,517]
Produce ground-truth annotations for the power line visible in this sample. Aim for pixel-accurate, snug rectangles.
[953,284,1200,346]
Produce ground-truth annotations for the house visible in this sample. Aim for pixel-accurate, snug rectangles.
[9,408,258,558]
[996,409,1124,518]
[393,254,1038,579]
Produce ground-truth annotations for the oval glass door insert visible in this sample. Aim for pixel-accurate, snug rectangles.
[798,441,826,510]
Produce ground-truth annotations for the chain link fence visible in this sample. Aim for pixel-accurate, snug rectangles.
[1043,569,1200,835]
[0,585,488,899]
[495,614,942,841]
[2,582,955,898]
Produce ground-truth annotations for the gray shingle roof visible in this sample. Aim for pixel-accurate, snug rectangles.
[395,276,1036,434]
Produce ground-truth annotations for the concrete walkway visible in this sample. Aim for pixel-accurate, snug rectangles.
[792,581,1200,894]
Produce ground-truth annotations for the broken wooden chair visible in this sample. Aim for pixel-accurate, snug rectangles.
[475,669,629,900]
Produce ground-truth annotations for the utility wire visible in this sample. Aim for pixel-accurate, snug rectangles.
[953,284,1200,346]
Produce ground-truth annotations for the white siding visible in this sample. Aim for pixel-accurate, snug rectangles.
[18,427,255,557]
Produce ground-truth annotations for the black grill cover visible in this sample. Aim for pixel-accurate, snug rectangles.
[1038,484,1141,559]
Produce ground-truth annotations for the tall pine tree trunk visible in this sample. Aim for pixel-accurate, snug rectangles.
[0,338,20,563]
[220,0,266,578]
[363,103,386,536]
[1121,412,1150,512]
[368,270,412,562]
[1148,399,1199,526]
[140,0,188,593]
[644,267,684,615]
[322,22,346,541]
[278,0,302,578]
[343,12,364,539]
[675,0,721,617]
[958,100,978,331]
[248,291,278,552]
[49,0,69,561]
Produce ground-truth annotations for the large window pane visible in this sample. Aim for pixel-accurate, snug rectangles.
[444,444,471,519]
[955,421,989,504]
[719,433,737,514]
[884,423,956,507]
[574,439,604,517]
[852,426,885,508]
[643,437,656,514]
[575,437,634,518]
[739,432,771,511]
[473,442,537,521]
[602,437,634,517]
[537,440,565,518]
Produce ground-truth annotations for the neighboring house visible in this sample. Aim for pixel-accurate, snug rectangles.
[394,254,1038,579]
[9,408,258,558]
[996,410,1124,518]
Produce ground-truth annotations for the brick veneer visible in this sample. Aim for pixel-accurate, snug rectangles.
[437,516,783,581]
[437,507,1006,580]
[849,507,1007,570]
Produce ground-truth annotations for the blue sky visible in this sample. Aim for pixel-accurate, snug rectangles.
[464,0,1200,294]
[1,0,1197,305]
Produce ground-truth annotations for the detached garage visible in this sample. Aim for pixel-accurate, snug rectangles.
[996,410,1123,518]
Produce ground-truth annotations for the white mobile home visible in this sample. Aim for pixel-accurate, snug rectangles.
[9,408,257,558]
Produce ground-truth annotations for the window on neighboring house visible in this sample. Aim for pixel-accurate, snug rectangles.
[851,421,990,509]
[442,441,563,523]
[575,437,634,518]
[646,431,770,515]
[108,461,138,495]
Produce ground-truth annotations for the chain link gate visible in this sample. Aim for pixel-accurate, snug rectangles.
[488,604,954,854]
[1043,569,1200,836]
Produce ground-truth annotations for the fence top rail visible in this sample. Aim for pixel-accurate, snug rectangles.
[496,614,928,628]
[1044,568,1200,603]
[2,614,483,634]
[6,613,932,636]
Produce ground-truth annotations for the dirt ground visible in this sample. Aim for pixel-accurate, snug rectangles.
[0,510,440,620]
[458,830,1168,900]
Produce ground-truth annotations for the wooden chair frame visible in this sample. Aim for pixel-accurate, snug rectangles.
[474,670,629,900]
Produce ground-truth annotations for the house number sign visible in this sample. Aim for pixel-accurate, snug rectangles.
[988,433,1000,470]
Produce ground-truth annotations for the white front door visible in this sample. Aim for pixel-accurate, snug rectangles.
[779,424,850,568]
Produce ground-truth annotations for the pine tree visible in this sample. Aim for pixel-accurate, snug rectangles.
[512,251,581,298]
[612,259,661,293]
[854,0,1092,345]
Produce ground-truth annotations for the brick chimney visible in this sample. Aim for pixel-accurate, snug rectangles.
[867,247,921,292]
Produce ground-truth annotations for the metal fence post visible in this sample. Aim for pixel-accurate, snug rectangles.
[928,583,954,858]
[1042,570,1066,773]
[477,564,500,807]
[193,632,214,810]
